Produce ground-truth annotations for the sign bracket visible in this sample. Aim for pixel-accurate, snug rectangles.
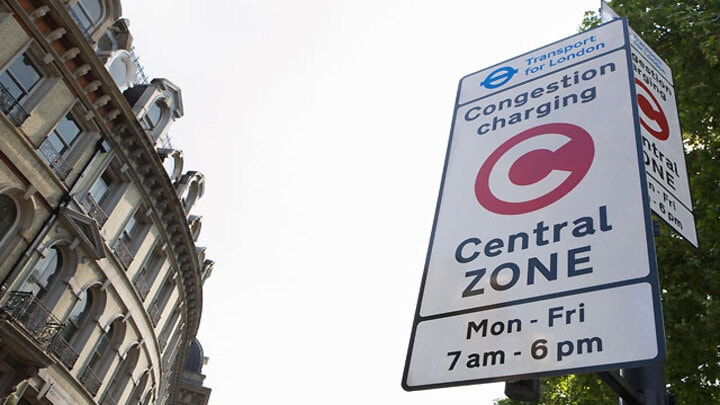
[597,371,643,404]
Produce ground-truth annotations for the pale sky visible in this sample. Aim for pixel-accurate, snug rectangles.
[122,1,599,403]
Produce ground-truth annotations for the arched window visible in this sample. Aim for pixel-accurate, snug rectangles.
[21,247,62,302]
[81,318,126,396]
[0,189,36,262]
[62,290,90,340]
[0,194,17,243]
[128,370,150,405]
[53,285,105,370]
[103,344,140,403]
[141,100,163,133]
[70,0,103,33]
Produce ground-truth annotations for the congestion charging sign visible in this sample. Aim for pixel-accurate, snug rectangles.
[403,19,665,391]
[601,2,697,246]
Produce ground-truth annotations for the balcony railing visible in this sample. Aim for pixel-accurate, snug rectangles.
[149,301,162,326]
[133,273,150,301]
[100,396,118,405]
[38,140,72,180]
[83,194,108,228]
[0,82,30,126]
[80,367,102,396]
[49,334,80,370]
[0,291,63,349]
[113,238,133,268]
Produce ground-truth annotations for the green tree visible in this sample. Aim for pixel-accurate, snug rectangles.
[497,1,720,403]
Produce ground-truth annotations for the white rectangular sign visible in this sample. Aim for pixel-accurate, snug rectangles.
[602,1,697,246]
[407,283,658,387]
[403,19,665,390]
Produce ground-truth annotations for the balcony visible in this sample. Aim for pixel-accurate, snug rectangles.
[0,82,30,126]
[133,273,150,300]
[49,334,80,370]
[38,140,72,180]
[100,397,118,405]
[83,194,108,228]
[80,367,102,396]
[149,301,162,326]
[0,291,63,349]
[112,238,133,269]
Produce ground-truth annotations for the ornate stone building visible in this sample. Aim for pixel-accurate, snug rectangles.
[0,0,213,403]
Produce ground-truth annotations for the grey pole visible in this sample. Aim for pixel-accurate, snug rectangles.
[620,361,667,405]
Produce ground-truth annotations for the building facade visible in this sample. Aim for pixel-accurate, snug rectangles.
[0,0,213,403]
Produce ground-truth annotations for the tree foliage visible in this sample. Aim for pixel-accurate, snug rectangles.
[497,1,720,403]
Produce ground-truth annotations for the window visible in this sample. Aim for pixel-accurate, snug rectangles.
[61,288,92,342]
[157,306,180,350]
[81,318,126,396]
[70,0,103,34]
[128,371,150,405]
[0,54,41,103]
[84,162,128,227]
[85,172,111,227]
[119,212,140,246]
[21,247,61,302]
[88,172,111,205]
[114,208,150,268]
[103,345,139,403]
[0,53,42,125]
[134,243,166,300]
[0,194,17,243]
[39,113,82,180]
[140,100,163,133]
[52,285,104,370]
[149,275,175,326]
[89,328,111,367]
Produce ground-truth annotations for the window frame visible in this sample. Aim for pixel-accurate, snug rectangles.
[67,0,106,36]
[19,242,78,312]
[38,110,86,180]
[0,53,41,102]
[21,246,62,302]
[81,317,126,395]
[83,158,129,227]
[102,344,140,403]
[133,242,166,300]
[114,206,151,268]
[0,45,58,126]
[149,273,176,326]
[0,188,36,261]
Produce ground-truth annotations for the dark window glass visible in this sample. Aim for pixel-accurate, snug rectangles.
[0,194,17,241]
[0,54,41,103]
[45,114,81,154]
[23,247,61,300]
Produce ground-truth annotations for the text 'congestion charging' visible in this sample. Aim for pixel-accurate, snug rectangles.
[464,62,617,136]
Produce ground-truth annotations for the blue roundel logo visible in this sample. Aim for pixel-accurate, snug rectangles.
[480,66,518,89]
